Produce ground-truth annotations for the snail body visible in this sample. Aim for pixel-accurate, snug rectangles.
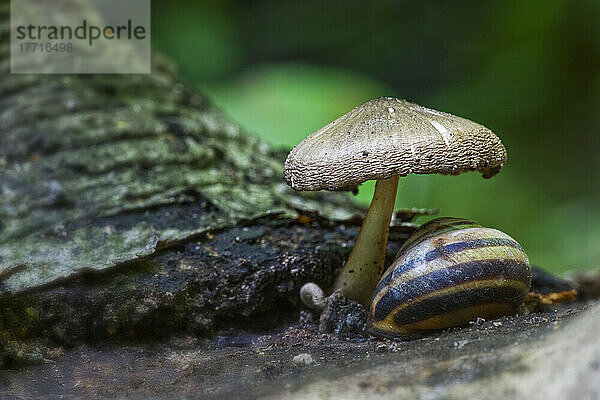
[369,217,531,337]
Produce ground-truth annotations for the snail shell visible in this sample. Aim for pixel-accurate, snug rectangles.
[369,217,531,337]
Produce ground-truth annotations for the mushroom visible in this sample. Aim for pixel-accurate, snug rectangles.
[300,282,327,311]
[285,97,507,308]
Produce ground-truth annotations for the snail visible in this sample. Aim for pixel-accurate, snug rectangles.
[368,217,531,337]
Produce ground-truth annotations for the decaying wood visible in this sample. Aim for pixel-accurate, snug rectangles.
[0,4,598,399]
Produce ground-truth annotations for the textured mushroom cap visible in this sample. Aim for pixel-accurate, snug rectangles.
[284,97,507,191]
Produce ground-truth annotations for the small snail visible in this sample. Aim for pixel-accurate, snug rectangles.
[368,217,531,337]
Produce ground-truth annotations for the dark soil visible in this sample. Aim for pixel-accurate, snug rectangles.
[0,302,589,399]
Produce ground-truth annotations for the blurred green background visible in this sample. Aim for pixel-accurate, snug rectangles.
[151,0,599,274]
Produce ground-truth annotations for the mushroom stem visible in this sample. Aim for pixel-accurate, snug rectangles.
[331,175,399,307]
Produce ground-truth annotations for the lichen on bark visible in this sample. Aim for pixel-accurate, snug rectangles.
[0,2,360,295]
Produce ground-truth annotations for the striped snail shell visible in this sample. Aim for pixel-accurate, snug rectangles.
[369,217,531,337]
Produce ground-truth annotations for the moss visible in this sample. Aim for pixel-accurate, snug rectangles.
[0,296,45,361]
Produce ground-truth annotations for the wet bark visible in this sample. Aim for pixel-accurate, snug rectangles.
[0,1,372,358]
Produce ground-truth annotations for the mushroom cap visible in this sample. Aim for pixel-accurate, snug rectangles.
[284,97,507,191]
